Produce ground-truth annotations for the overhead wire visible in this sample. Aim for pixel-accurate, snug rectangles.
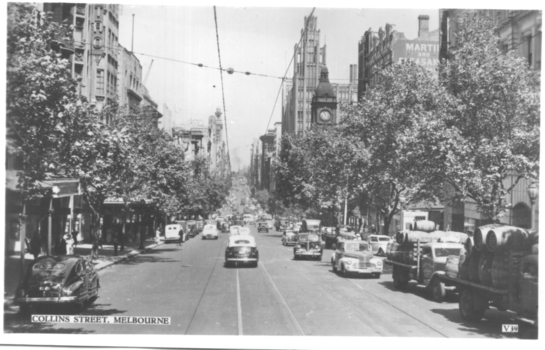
[264,7,316,134]
[213,6,231,174]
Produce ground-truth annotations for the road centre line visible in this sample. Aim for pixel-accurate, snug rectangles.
[236,269,243,335]
[260,262,305,336]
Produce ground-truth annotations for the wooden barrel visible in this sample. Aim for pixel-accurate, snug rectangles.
[491,250,522,289]
[475,224,503,251]
[404,231,433,244]
[458,254,470,280]
[468,249,481,282]
[413,220,436,233]
[386,242,399,260]
[395,231,406,244]
[485,226,529,253]
[445,255,460,278]
[431,231,468,244]
[478,250,494,286]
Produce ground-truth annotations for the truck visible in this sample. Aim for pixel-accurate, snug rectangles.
[390,210,429,235]
[385,239,465,302]
[436,251,538,326]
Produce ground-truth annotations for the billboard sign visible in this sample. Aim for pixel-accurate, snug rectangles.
[393,39,439,69]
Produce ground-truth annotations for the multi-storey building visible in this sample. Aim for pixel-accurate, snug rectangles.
[358,15,439,99]
[439,9,541,232]
[269,122,282,194]
[118,45,142,108]
[259,129,276,191]
[208,108,225,175]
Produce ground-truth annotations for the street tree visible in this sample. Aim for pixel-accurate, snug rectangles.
[438,14,540,221]
[341,61,451,234]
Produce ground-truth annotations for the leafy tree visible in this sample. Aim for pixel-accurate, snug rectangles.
[253,190,270,212]
[340,61,450,234]
[438,14,540,221]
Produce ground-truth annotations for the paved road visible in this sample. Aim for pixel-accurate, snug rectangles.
[3,224,535,338]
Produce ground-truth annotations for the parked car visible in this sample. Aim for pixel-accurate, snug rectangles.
[367,235,392,256]
[202,224,219,240]
[331,240,383,278]
[225,235,259,267]
[293,233,323,261]
[257,222,269,233]
[165,224,185,243]
[281,230,298,246]
[229,225,242,236]
[196,220,204,232]
[15,255,100,314]
[187,221,199,238]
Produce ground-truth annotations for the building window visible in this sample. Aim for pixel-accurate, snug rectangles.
[96,69,104,96]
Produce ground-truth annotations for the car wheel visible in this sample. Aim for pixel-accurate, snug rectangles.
[392,266,409,290]
[74,300,87,313]
[340,264,347,277]
[373,273,381,279]
[316,255,322,261]
[253,261,258,268]
[293,255,298,260]
[459,289,485,322]
[431,278,446,303]
[88,280,99,304]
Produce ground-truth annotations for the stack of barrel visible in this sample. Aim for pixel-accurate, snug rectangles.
[386,220,468,265]
[458,224,538,289]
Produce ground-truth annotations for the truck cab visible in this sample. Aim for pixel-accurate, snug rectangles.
[419,242,464,285]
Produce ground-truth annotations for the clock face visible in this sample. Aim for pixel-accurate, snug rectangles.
[319,110,331,122]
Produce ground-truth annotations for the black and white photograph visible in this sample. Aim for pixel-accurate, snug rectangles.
[1,0,542,348]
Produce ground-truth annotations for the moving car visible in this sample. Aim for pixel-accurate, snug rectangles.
[293,222,302,233]
[293,233,323,260]
[165,224,185,243]
[202,224,219,240]
[331,240,383,278]
[229,225,242,236]
[15,255,99,314]
[367,234,392,256]
[243,214,254,225]
[281,230,298,246]
[257,222,269,233]
[225,235,259,267]
[187,220,198,238]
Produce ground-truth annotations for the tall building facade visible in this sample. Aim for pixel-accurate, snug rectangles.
[208,108,226,176]
[358,15,439,99]
[282,16,357,136]
[439,9,541,232]
[118,46,142,108]
[259,130,276,191]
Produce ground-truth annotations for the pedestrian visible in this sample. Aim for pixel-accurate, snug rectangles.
[118,223,125,252]
[64,232,75,255]
[178,227,185,246]
[155,224,162,245]
[30,232,42,260]
[72,227,78,248]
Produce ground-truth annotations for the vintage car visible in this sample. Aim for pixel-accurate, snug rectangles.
[257,222,269,233]
[293,222,303,233]
[293,233,323,260]
[367,234,392,256]
[239,227,251,236]
[202,224,219,240]
[331,240,383,278]
[15,255,99,314]
[187,220,198,238]
[196,220,204,232]
[229,225,242,236]
[165,224,185,243]
[220,221,230,233]
[225,235,259,267]
[243,214,255,225]
[281,230,298,246]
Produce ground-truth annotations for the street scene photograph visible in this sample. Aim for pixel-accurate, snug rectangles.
[1,1,542,348]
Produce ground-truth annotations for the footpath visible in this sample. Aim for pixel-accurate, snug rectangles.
[3,237,164,309]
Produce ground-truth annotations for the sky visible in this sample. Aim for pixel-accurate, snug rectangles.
[114,0,537,170]
[116,3,443,170]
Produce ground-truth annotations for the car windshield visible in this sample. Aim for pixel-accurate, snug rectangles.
[204,225,216,230]
[31,259,69,282]
[234,239,252,245]
[299,234,319,242]
[379,237,391,242]
[434,248,462,258]
[345,243,371,252]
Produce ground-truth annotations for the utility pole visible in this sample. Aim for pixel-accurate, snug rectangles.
[131,14,135,52]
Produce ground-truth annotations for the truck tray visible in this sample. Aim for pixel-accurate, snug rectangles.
[384,259,418,270]
[435,274,509,295]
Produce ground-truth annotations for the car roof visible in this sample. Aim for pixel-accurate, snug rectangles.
[228,235,256,246]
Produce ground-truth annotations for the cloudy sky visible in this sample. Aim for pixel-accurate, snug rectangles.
[115,0,535,170]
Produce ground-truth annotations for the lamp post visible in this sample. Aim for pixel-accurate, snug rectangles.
[527,182,538,230]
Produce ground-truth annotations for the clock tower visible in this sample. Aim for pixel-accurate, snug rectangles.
[311,67,337,126]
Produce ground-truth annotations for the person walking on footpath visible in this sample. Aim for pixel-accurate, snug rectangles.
[91,234,100,260]
[30,232,42,260]
[64,232,75,255]
[178,227,185,246]
[155,224,162,245]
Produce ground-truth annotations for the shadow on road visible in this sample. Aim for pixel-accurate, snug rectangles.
[429,307,537,339]
[117,251,180,266]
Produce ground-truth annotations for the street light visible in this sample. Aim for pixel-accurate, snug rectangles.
[527,182,538,230]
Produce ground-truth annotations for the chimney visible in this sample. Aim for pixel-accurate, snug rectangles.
[418,15,430,40]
